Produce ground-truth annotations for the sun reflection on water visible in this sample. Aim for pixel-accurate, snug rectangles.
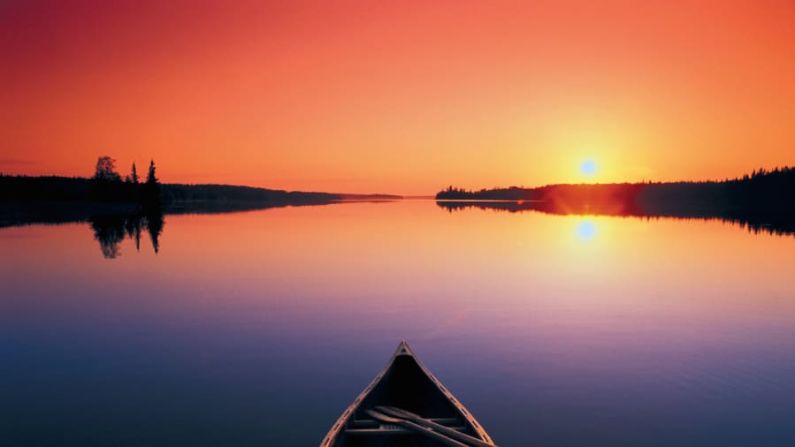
[576,220,597,241]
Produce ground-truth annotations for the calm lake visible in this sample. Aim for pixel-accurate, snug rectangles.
[2,200,794,446]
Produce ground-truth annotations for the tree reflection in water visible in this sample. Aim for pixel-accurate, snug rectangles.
[89,210,164,259]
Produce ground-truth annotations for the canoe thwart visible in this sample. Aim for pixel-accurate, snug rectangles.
[376,406,498,447]
[365,409,471,447]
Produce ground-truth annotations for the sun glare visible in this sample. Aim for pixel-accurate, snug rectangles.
[580,159,598,177]
[576,220,597,241]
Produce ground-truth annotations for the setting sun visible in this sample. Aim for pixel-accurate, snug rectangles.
[580,160,598,178]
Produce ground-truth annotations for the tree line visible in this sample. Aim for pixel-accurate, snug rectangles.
[90,155,161,205]
[93,156,158,185]
[434,166,795,234]
[436,166,795,205]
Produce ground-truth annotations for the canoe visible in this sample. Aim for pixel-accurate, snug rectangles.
[321,341,497,447]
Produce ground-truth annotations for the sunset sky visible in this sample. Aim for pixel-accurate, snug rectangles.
[2,0,795,194]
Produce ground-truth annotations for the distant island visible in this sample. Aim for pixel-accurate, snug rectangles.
[436,167,795,236]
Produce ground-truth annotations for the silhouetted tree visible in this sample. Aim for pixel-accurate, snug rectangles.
[146,160,158,184]
[94,156,121,182]
[129,163,139,184]
[142,159,161,204]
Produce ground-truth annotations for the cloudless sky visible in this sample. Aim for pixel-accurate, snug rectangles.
[2,0,795,194]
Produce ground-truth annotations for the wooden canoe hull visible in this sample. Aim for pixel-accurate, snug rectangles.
[321,341,496,447]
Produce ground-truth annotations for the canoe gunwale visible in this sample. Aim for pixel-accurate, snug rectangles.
[320,341,496,447]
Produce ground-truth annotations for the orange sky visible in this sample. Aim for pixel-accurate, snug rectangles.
[2,0,795,194]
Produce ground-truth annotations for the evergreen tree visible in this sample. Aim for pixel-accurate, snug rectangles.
[143,159,161,205]
[130,163,139,184]
[146,160,158,184]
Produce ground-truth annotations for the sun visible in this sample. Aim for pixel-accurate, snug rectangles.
[580,159,598,177]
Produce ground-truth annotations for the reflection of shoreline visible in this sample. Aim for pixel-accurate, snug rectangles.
[0,198,343,228]
[0,197,401,227]
[436,200,795,237]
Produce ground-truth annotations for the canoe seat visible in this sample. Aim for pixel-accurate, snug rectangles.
[345,426,467,436]
[350,417,461,429]
[344,427,412,436]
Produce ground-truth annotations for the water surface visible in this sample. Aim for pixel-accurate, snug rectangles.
[2,200,794,446]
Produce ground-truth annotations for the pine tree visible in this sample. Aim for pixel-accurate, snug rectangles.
[143,159,161,205]
[146,160,158,184]
[130,163,139,184]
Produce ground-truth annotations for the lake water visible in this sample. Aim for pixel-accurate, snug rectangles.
[2,200,794,446]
